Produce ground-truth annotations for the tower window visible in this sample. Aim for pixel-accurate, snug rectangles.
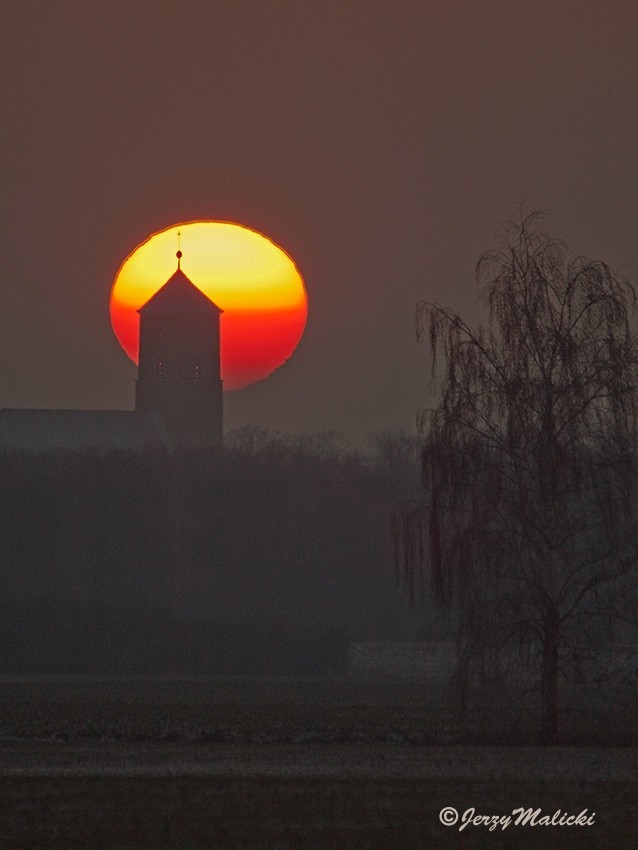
[157,359,164,379]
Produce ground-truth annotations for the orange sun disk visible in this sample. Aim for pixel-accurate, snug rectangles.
[109,221,308,390]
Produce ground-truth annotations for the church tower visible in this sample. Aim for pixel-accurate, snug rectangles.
[135,251,223,447]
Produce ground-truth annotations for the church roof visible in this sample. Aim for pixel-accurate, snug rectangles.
[138,268,222,315]
[0,409,172,454]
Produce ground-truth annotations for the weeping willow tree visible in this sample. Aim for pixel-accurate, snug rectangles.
[395,213,638,743]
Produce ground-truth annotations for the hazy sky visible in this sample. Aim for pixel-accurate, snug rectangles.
[2,0,637,442]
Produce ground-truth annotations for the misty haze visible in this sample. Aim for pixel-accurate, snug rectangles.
[2,1,638,847]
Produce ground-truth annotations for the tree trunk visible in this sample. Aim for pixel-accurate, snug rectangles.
[541,605,560,744]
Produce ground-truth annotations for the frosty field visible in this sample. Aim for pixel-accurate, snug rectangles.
[0,678,636,848]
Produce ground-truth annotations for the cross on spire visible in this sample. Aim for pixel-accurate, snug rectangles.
[176,229,182,269]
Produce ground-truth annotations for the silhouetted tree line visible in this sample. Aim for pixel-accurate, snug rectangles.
[0,427,423,674]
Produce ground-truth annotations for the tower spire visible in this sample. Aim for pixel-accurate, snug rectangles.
[176,229,182,269]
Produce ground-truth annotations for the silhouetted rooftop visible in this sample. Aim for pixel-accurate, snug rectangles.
[0,409,171,453]
[138,269,222,315]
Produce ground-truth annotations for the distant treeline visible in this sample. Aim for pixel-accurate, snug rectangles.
[0,427,425,675]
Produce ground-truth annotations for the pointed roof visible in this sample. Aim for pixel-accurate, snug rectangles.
[138,268,222,315]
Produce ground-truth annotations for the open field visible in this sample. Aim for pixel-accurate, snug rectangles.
[0,678,636,848]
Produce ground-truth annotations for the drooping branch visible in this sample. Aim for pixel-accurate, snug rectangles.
[399,213,638,741]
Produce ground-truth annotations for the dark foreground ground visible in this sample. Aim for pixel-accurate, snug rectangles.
[0,678,636,849]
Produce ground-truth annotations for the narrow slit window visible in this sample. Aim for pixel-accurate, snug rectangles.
[157,359,164,379]
[194,361,201,379]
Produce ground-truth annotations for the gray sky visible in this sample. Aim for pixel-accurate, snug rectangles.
[2,0,637,442]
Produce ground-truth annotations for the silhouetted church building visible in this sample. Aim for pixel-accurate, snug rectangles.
[136,258,223,447]
[0,257,224,452]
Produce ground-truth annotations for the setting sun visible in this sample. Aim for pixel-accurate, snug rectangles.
[110,221,308,390]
